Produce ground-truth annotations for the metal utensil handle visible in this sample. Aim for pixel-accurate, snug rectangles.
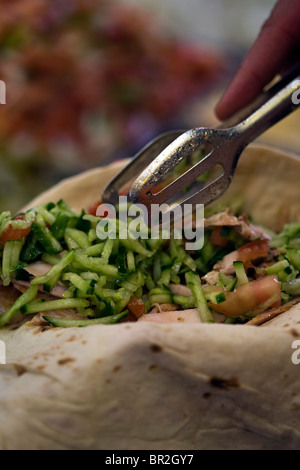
[229,74,300,147]
[219,64,300,130]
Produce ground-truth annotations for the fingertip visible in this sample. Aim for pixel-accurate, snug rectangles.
[213,72,246,121]
[214,94,230,121]
[214,84,242,121]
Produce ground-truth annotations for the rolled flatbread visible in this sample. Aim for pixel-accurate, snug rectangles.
[1,144,300,450]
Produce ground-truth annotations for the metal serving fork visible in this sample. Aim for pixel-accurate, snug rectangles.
[102,67,300,219]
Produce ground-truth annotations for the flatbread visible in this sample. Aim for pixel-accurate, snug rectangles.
[1,143,300,450]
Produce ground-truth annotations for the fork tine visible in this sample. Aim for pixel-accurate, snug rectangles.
[102,130,184,205]
[130,127,224,208]
[143,175,231,228]
[152,176,232,228]
[178,173,231,207]
[134,149,219,206]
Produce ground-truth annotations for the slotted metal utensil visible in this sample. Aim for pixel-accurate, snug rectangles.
[102,67,300,219]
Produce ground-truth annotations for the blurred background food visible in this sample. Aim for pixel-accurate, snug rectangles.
[2,0,299,213]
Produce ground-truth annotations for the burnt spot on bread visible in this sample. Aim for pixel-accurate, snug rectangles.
[113,365,122,373]
[148,364,157,371]
[67,335,77,342]
[290,328,300,337]
[33,325,51,334]
[57,357,75,366]
[150,344,162,353]
[202,392,211,399]
[209,376,240,390]
[13,364,27,376]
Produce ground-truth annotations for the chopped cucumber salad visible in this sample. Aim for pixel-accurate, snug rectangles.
[0,198,300,328]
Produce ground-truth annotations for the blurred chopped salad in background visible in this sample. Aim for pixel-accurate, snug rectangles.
[0,0,225,212]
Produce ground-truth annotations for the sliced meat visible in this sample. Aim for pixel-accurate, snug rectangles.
[138,309,202,323]
[24,260,53,277]
[202,270,220,285]
[150,303,179,313]
[213,250,239,275]
[235,214,271,241]
[245,297,300,326]
[204,210,240,228]
[205,209,270,241]
[12,279,66,298]
[168,284,192,297]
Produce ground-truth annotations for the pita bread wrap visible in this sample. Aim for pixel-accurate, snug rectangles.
[1,144,300,450]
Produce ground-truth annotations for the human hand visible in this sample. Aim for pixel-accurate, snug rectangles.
[215,0,300,121]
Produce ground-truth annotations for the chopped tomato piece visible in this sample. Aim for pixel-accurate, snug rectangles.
[210,226,229,247]
[208,275,281,317]
[87,199,116,218]
[87,189,129,217]
[0,215,31,243]
[88,199,103,216]
[127,295,145,319]
[96,203,116,218]
[237,239,269,264]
